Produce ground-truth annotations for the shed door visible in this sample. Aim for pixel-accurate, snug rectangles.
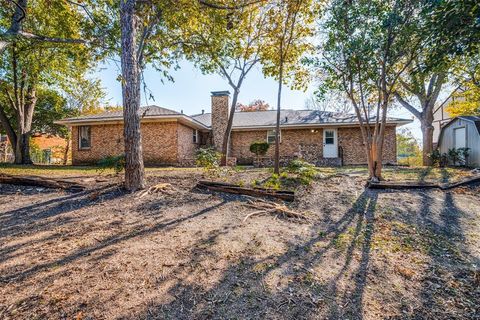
[454,127,466,149]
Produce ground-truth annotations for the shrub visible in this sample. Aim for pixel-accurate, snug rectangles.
[287,159,318,185]
[448,148,461,166]
[97,155,125,174]
[195,147,221,169]
[263,173,281,190]
[428,149,441,167]
[249,141,270,157]
[457,147,470,165]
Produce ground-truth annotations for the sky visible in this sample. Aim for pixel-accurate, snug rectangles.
[96,59,421,140]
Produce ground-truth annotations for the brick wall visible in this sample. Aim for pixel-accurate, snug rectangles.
[231,129,323,164]
[338,126,397,165]
[211,92,230,152]
[177,123,197,165]
[71,120,397,166]
[72,121,196,165]
[231,126,397,165]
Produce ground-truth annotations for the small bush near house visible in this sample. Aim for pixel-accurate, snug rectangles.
[457,147,470,165]
[195,147,221,169]
[97,155,125,174]
[428,149,441,167]
[249,141,270,157]
[448,148,461,166]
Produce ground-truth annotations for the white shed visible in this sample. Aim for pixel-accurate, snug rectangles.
[438,116,480,167]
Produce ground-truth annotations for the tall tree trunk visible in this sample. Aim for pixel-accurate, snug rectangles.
[421,118,434,166]
[120,0,145,191]
[220,88,239,166]
[274,63,283,175]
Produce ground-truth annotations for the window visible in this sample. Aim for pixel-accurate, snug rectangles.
[267,130,281,144]
[78,126,91,150]
[193,129,199,143]
[325,130,334,144]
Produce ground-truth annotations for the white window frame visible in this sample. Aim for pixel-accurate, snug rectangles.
[193,129,199,144]
[267,129,281,144]
[78,126,91,150]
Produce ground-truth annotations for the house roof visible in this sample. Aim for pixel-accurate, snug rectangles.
[55,106,209,130]
[56,106,412,129]
[59,106,181,122]
[192,109,412,129]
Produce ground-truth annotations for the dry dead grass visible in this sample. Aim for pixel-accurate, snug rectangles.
[0,167,479,319]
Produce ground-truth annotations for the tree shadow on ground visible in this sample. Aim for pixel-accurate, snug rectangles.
[0,185,124,240]
[392,189,479,319]
[0,199,228,284]
[120,190,379,320]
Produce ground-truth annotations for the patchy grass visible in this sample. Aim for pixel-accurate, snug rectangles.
[0,163,108,176]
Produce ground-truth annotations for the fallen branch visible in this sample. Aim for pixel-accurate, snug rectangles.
[0,173,86,192]
[197,180,294,201]
[243,199,307,222]
[367,174,480,190]
[137,183,177,198]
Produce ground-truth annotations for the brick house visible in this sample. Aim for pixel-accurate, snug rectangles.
[56,91,412,166]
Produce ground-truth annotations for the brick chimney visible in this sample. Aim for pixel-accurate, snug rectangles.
[211,91,230,151]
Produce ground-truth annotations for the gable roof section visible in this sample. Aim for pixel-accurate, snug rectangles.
[192,109,412,129]
[59,106,180,122]
[55,106,209,130]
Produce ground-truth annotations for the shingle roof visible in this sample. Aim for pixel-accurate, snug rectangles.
[60,105,180,122]
[192,109,410,128]
[58,106,411,128]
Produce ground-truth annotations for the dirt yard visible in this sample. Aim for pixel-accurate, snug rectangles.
[0,167,479,319]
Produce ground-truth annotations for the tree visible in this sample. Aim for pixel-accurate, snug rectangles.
[176,1,268,165]
[446,83,480,117]
[118,0,261,190]
[304,92,352,113]
[396,128,422,166]
[261,0,317,174]
[319,0,423,181]
[0,1,94,164]
[393,65,448,166]
[236,99,270,112]
[0,0,89,55]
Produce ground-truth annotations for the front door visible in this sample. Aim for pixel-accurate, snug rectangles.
[323,128,338,158]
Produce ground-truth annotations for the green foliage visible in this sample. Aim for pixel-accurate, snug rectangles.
[97,155,125,174]
[286,159,317,185]
[260,0,319,91]
[32,89,79,138]
[428,149,442,167]
[263,173,282,190]
[397,130,422,166]
[249,141,270,157]
[447,148,461,166]
[195,147,221,169]
[447,147,471,166]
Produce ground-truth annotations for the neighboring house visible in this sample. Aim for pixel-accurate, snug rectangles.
[433,89,468,145]
[30,133,69,164]
[0,132,67,164]
[56,91,412,166]
[437,116,480,167]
